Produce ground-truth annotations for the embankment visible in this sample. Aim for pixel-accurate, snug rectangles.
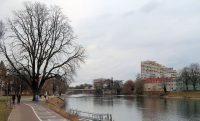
[168,91,200,99]
[47,97,78,121]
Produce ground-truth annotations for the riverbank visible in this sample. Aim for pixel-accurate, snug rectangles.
[47,97,78,121]
[142,91,200,100]
[167,91,200,99]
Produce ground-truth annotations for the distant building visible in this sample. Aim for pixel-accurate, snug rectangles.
[141,60,177,79]
[143,78,176,92]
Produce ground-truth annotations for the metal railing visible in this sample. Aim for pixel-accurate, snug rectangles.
[69,109,113,121]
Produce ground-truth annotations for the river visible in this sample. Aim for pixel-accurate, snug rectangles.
[64,94,200,121]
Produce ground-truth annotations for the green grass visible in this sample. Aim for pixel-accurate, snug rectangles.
[0,98,12,121]
[169,91,200,98]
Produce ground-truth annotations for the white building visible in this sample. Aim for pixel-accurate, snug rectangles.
[141,60,177,79]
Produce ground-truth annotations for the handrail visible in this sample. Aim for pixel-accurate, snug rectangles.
[69,109,113,121]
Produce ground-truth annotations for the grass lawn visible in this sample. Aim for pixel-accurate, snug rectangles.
[0,97,12,121]
[168,91,200,98]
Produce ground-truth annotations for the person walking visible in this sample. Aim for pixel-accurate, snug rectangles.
[35,94,39,106]
[12,94,16,105]
[44,91,47,101]
[17,94,21,104]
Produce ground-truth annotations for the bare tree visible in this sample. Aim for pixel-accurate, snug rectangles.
[179,64,200,91]
[57,79,68,96]
[179,67,190,91]
[0,2,85,100]
[133,74,144,95]
[189,63,200,90]
[122,80,135,95]
[0,21,4,39]
[7,67,29,95]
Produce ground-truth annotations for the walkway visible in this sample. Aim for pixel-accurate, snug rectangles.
[8,104,39,121]
[8,101,68,121]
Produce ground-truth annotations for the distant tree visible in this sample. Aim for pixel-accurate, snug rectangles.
[189,63,200,90]
[112,81,123,95]
[95,88,103,96]
[9,74,29,95]
[135,80,144,95]
[179,63,200,91]
[94,83,103,96]
[57,79,68,96]
[52,78,57,95]
[134,74,144,95]
[75,83,92,89]
[122,80,135,95]
[41,76,69,96]
[0,2,85,100]
[6,66,30,95]
[179,67,190,91]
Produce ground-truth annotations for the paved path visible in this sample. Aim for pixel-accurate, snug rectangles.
[8,101,68,121]
[8,104,39,121]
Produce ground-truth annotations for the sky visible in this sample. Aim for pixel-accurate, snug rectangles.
[1,0,200,86]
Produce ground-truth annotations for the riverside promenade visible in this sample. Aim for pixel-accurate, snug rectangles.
[8,99,68,121]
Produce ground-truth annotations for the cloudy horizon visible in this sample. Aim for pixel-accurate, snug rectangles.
[1,0,200,86]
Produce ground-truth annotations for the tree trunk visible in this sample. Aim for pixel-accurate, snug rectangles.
[193,84,196,91]
[186,83,188,91]
[32,88,40,101]
[32,83,40,101]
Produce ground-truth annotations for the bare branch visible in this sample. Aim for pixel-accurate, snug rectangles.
[0,2,86,96]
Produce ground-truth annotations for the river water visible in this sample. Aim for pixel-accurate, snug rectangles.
[65,94,200,121]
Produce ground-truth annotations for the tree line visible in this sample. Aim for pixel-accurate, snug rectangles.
[178,63,200,91]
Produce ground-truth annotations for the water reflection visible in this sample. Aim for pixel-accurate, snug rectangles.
[93,96,114,106]
[65,95,200,121]
[176,99,200,119]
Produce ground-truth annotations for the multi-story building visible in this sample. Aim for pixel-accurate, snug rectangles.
[141,60,177,79]
[143,78,176,92]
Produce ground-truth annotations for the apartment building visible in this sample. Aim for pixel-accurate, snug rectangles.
[141,60,177,79]
[143,78,176,92]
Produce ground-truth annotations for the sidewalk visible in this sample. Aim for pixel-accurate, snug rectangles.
[8,104,39,121]
[8,100,68,121]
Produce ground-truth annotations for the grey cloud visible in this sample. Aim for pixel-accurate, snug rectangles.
[140,1,161,13]
[123,10,135,17]
[1,0,200,85]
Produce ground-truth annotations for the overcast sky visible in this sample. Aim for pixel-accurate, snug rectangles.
[1,0,200,86]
